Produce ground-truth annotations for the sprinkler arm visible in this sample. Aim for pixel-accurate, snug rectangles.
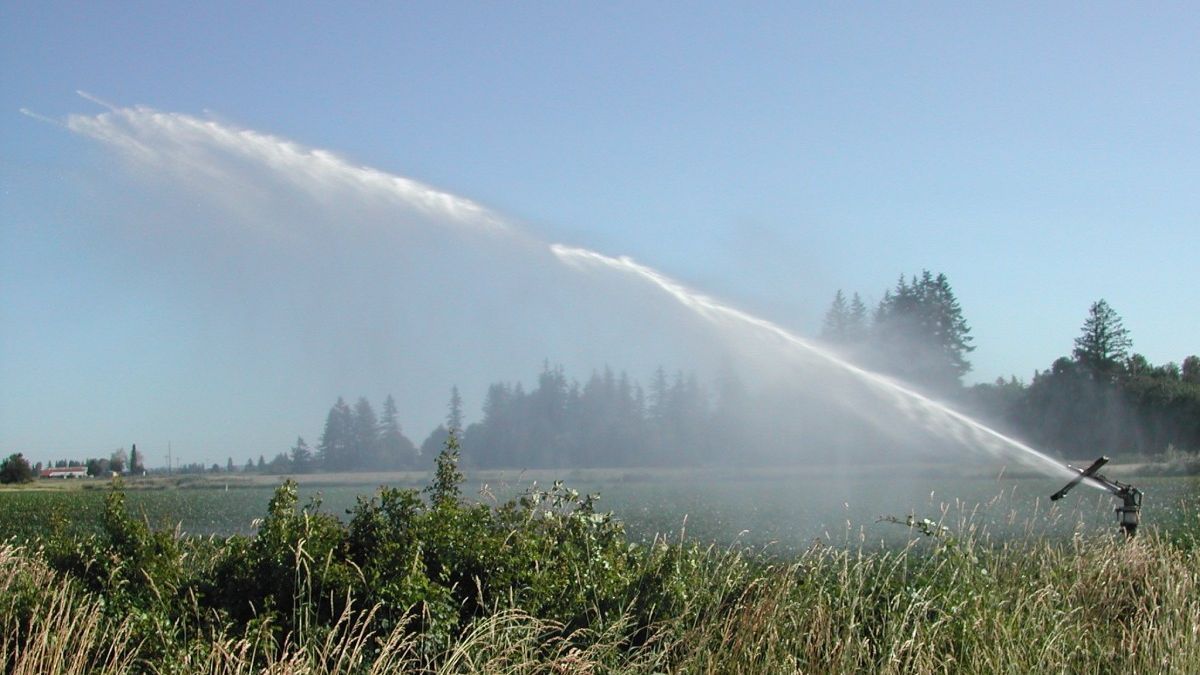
[1050,455,1143,537]
[1050,456,1110,501]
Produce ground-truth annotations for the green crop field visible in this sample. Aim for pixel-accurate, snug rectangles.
[3,469,1196,550]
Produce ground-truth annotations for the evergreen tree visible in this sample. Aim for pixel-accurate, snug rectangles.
[378,394,417,469]
[648,366,670,425]
[1073,299,1132,379]
[447,386,464,432]
[351,397,380,469]
[470,382,515,467]
[528,363,570,467]
[821,290,850,342]
[130,444,145,474]
[847,292,869,343]
[420,425,451,465]
[575,368,617,467]
[872,271,974,391]
[267,452,291,473]
[317,397,353,471]
[289,436,313,473]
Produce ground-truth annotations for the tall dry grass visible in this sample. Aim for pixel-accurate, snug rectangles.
[664,532,1200,673]
[0,543,138,674]
[3,526,1199,674]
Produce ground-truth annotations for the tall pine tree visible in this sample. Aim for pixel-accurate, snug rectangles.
[379,394,417,469]
[1073,299,1132,380]
[821,290,850,342]
[317,397,353,471]
[289,436,313,473]
[872,271,974,392]
[351,397,380,469]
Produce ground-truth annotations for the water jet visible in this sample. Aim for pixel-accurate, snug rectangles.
[58,99,1093,488]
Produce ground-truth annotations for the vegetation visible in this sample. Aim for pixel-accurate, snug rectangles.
[0,453,34,484]
[969,299,1200,458]
[222,363,717,473]
[32,274,1193,475]
[820,278,1198,458]
[2,441,1198,673]
[823,271,975,394]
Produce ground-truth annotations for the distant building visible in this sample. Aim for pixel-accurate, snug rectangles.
[40,466,88,479]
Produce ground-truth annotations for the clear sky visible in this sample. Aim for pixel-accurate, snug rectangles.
[2,3,1197,466]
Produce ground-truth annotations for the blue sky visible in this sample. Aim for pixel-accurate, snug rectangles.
[2,3,1197,466]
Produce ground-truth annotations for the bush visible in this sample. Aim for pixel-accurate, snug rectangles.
[0,453,34,484]
[7,435,1200,672]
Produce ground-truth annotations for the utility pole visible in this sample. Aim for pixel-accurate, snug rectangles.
[164,441,172,475]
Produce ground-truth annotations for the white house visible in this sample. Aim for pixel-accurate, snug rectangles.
[40,466,88,479]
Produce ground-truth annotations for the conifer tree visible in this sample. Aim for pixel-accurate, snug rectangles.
[379,394,417,469]
[289,437,313,473]
[1073,299,1132,379]
[447,386,464,432]
[821,290,850,342]
[351,397,379,469]
[872,271,974,391]
[847,292,869,343]
[318,397,353,471]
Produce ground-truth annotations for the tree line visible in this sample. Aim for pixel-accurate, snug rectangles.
[17,271,1195,475]
[3,446,147,483]
[818,275,1198,458]
[967,299,1200,458]
[820,270,975,394]
[266,365,720,473]
[234,273,1200,471]
[458,363,716,468]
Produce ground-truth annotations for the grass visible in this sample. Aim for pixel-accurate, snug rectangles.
[3,512,1199,671]
[3,529,1198,673]
[2,453,1198,674]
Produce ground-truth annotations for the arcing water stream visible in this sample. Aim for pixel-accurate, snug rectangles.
[551,245,1084,483]
[55,97,1089,486]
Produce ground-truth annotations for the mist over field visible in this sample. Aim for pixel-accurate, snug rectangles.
[5,9,1200,672]
[50,104,738,454]
[27,102,1082,479]
[2,99,1188,480]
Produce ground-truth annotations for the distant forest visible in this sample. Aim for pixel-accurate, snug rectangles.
[276,363,722,472]
[822,274,1199,460]
[37,272,1197,474]
[265,272,1196,472]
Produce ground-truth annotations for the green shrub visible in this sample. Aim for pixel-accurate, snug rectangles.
[0,453,34,484]
[8,440,1198,673]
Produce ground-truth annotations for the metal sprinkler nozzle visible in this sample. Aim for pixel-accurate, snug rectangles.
[1050,455,1142,537]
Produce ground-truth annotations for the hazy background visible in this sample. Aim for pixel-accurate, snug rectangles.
[2,3,1197,466]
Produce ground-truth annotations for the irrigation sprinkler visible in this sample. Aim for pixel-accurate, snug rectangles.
[1050,455,1143,537]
